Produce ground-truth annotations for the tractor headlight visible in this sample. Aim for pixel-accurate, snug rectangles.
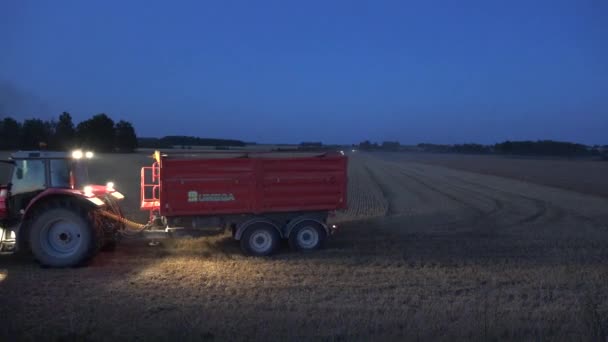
[83,185,94,197]
[72,150,83,159]
[85,151,94,159]
[106,182,114,191]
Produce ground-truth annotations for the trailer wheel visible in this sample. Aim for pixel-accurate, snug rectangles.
[29,206,99,267]
[240,223,280,256]
[289,221,326,252]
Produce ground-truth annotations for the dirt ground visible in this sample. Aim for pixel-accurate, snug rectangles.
[2,151,608,341]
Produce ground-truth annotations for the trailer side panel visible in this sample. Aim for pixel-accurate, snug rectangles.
[158,155,347,217]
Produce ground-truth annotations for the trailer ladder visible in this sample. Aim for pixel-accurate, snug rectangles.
[141,162,160,217]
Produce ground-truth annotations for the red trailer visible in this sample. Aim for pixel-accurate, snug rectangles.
[141,151,348,255]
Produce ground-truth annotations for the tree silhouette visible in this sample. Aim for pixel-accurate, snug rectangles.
[21,118,52,149]
[358,140,372,150]
[381,141,400,151]
[0,117,21,149]
[76,114,115,152]
[54,112,76,150]
[114,120,138,152]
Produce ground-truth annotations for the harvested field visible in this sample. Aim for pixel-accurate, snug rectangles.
[334,154,388,222]
[374,152,608,198]
[2,151,608,340]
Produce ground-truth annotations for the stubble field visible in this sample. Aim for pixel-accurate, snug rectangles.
[1,151,608,341]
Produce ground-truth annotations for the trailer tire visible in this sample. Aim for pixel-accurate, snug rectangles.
[240,223,280,256]
[288,221,326,252]
[28,205,100,267]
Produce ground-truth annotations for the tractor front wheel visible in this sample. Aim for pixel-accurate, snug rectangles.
[29,207,99,267]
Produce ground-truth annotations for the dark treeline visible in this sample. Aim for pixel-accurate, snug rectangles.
[358,140,401,151]
[0,113,137,152]
[359,140,608,158]
[493,140,590,156]
[418,140,606,157]
[360,140,403,151]
[138,136,245,149]
[298,142,323,151]
[417,143,491,154]
[296,142,350,152]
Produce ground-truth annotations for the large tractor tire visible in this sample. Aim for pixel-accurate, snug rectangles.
[288,220,326,252]
[240,223,280,256]
[28,205,101,267]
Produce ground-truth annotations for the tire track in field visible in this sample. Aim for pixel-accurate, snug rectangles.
[358,154,607,239]
[367,160,499,231]
[365,163,416,216]
[447,171,605,237]
[363,163,395,216]
[446,181,505,217]
[336,155,389,221]
[359,156,577,232]
[393,165,507,230]
[396,168,485,216]
[396,160,604,233]
[445,175,564,228]
[368,162,458,218]
[393,160,555,228]
[381,160,564,232]
[399,165,506,218]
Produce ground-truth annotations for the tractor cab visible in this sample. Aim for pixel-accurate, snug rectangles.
[0,150,93,222]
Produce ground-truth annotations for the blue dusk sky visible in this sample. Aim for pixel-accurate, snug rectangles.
[1,0,607,144]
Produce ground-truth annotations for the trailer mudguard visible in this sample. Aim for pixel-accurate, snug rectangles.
[234,217,282,240]
[284,214,329,238]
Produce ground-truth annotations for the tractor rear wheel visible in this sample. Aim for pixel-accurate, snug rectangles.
[29,206,100,267]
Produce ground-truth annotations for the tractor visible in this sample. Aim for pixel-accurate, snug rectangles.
[0,150,126,267]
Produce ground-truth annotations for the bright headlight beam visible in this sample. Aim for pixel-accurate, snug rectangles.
[72,150,83,159]
[86,197,105,206]
[111,191,125,200]
[85,151,94,159]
